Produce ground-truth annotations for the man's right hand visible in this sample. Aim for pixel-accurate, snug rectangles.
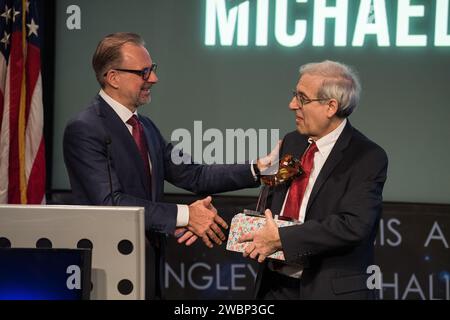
[187,196,228,248]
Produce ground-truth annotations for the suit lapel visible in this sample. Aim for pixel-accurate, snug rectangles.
[305,121,353,213]
[95,96,151,197]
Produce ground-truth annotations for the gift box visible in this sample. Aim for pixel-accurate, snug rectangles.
[226,211,300,261]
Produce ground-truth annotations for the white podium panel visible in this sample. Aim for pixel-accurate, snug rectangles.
[0,205,145,300]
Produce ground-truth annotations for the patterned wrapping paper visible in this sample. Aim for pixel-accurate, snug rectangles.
[226,213,299,260]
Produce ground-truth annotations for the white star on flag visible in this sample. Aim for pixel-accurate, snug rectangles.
[1,5,11,24]
[27,18,38,37]
[12,7,20,23]
[1,31,10,48]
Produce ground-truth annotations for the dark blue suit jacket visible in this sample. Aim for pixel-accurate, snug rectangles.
[256,121,388,299]
[63,95,258,298]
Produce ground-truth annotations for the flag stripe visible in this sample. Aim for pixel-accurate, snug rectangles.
[0,52,9,203]
[25,43,40,124]
[7,31,23,203]
[19,59,27,203]
[27,136,45,203]
[0,55,5,133]
[25,72,42,177]
[26,74,45,204]
[0,65,10,203]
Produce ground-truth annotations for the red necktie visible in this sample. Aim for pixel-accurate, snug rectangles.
[283,142,318,220]
[127,115,152,192]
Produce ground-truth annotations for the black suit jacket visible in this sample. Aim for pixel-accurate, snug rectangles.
[63,95,258,298]
[256,121,388,299]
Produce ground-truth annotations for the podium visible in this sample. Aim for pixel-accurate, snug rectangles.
[0,205,145,300]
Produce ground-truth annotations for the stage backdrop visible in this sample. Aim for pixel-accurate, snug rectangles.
[51,0,450,205]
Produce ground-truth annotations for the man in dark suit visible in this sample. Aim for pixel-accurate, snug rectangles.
[240,60,388,299]
[63,33,262,299]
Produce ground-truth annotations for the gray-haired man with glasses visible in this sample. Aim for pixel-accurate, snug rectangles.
[240,60,388,300]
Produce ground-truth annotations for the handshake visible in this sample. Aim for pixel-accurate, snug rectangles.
[173,196,227,248]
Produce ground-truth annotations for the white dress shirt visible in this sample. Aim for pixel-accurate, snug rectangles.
[272,118,347,278]
[99,90,189,227]
[280,118,347,223]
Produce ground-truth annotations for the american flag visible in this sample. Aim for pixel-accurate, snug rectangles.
[0,0,45,204]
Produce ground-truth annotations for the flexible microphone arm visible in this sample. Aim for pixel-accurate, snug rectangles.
[105,137,116,206]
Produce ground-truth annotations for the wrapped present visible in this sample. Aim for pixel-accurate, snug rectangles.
[226,211,300,260]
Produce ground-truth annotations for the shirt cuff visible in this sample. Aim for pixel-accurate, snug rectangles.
[176,204,189,227]
[250,160,258,181]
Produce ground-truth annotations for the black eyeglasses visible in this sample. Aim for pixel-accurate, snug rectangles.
[106,63,157,81]
[292,90,328,108]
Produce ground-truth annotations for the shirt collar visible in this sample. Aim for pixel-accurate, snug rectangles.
[99,89,137,124]
[309,118,347,157]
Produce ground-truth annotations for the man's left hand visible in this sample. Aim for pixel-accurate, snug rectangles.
[238,209,282,263]
[256,140,281,173]
[174,228,198,246]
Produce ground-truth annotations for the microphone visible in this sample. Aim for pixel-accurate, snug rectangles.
[105,136,116,206]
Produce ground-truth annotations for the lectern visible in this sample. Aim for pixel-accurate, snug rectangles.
[0,205,145,300]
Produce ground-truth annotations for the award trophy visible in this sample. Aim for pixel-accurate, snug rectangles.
[254,154,304,215]
[226,154,304,260]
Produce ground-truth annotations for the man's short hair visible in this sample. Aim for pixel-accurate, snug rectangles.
[92,32,145,88]
[299,60,361,118]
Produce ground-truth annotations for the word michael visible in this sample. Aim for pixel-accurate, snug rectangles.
[205,0,450,47]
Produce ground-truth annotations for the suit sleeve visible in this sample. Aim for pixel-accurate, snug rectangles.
[150,125,260,194]
[279,146,388,264]
[63,119,177,234]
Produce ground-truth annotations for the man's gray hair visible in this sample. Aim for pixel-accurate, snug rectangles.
[299,60,361,118]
